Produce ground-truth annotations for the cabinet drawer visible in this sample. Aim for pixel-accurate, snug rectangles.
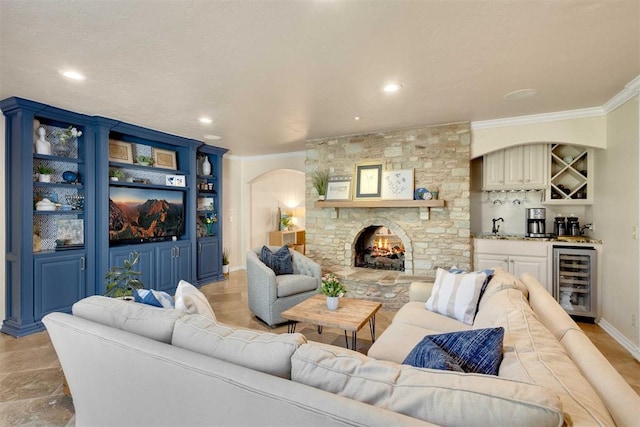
[474,239,548,257]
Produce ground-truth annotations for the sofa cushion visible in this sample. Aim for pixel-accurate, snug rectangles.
[474,288,615,426]
[72,295,184,343]
[276,274,318,298]
[174,280,216,321]
[393,301,472,332]
[292,342,564,427]
[425,268,488,325]
[172,314,306,379]
[134,289,175,308]
[261,245,293,275]
[368,321,448,363]
[403,327,504,375]
[477,267,528,312]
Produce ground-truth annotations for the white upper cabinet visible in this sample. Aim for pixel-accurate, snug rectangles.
[483,144,548,191]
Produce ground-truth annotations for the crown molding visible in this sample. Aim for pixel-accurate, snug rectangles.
[226,150,306,162]
[602,75,640,113]
[470,107,605,130]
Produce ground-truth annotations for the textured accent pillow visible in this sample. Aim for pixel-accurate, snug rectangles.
[403,327,504,376]
[174,280,216,321]
[425,268,488,324]
[134,289,175,308]
[261,245,293,275]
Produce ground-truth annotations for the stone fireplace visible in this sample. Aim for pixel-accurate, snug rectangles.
[305,122,471,308]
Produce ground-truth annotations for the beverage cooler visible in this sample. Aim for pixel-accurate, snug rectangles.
[553,246,597,319]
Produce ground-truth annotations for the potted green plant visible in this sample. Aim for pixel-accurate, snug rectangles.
[312,170,329,200]
[280,216,293,231]
[36,165,54,182]
[104,252,144,299]
[319,273,346,310]
[222,247,230,275]
[136,155,154,166]
[109,168,126,181]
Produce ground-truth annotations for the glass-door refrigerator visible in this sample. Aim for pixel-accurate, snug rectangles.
[553,246,597,320]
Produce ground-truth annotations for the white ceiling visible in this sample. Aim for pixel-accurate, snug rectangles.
[1,0,638,156]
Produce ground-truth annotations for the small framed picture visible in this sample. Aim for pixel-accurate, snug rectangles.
[165,174,186,187]
[152,148,177,170]
[56,219,84,247]
[326,177,352,200]
[355,162,384,199]
[381,169,415,200]
[108,140,133,164]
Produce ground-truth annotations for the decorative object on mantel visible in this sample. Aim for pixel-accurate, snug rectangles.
[34,126,52,155]
[382,169,414,200]
[36,165,54,182]
[319,273,346,311]
[354,162,384,200]
[326,176,352,201]
[312,170,329,200]
[414,187,431,200]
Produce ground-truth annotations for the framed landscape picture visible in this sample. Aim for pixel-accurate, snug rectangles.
[354,162,384,199]
[326,178,352,200]
[381,169,414,200]
[152,148,177,170]
[108,140,133,164]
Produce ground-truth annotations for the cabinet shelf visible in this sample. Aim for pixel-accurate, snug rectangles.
[109,181,188,191]
[546,144,592,204]
[34,182,84,189]
[34,153,83,164]
[109,160,186,174]
[33,210,84,215]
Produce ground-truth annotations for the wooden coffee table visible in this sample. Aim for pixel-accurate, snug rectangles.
[281,294,382,350]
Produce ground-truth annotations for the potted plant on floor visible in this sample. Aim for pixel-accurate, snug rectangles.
[222,247,230,275]
[319,273,346,311]
[312,170,329,201]
[104,252,144,299]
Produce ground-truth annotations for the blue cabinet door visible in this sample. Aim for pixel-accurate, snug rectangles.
[155,245,175,293]
[34,252,86,318]
[197,237,221,281]
[174,241,193,284]
[108,246,155,293]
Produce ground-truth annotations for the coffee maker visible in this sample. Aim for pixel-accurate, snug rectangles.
[526,208,546,237]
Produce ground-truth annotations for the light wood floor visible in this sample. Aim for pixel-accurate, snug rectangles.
[1,270,638,426]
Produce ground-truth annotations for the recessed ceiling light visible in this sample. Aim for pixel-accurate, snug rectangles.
[203,134,221,140]
[504,88,537,100]
[383,83,403,93]
[60,70,86,81]
[199,117,213,124]
[354,116,361,121]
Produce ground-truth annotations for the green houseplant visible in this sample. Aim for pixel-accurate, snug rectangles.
[312,170,329,200]
[222,247,230,275]
[319,273,346,311]
[136,155,154,166]
[104,252,144,298]
[36,165,54,183]
[109,168,126,181]
[280,216,293,231]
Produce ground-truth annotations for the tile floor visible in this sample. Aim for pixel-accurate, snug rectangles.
[1,270,639,426]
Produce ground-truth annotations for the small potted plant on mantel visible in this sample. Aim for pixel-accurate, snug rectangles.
[104,252,144,300]
[319,273,347,311]
[312,170,329,201]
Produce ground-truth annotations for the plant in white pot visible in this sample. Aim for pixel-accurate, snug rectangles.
[312,170,329,200]
[222,247,230,275]
[319,273,346,311]
[109,168,126,181]
[36,165,54,182]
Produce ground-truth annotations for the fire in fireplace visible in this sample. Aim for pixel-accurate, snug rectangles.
[354,226,405,271]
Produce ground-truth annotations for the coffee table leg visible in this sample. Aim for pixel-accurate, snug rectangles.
[344,331,348,348]
[352,331,356,350]
[369,315,376,342]
[317,325,323,334]
[287,321,297,334]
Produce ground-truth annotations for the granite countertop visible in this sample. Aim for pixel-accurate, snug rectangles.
[473,233,602,244]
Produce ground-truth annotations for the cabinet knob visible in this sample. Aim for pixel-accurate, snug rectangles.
[504,259,509,263]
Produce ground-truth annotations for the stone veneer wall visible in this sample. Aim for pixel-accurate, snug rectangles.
[305,122,472,282]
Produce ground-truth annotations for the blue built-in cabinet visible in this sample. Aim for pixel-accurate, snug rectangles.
[1,97,227,337]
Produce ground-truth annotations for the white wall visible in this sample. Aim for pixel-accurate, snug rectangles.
[593,96,640,350]
[223,152,305,271]
[0,115,5,325]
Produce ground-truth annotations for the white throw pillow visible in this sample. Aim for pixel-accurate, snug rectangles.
[174,280,216,321]
[425,268,488,325]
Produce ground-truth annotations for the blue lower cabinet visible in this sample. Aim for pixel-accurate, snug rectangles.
[155,242,192,293]
[34,252,86,319]
[197,237,222,282]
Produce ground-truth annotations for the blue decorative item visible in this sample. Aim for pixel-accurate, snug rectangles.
[62,171,78,183]
[414,187,429,200]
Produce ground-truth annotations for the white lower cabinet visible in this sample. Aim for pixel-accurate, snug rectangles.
[474,239,551,293]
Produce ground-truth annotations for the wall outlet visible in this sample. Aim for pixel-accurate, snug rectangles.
[632,314,637,328]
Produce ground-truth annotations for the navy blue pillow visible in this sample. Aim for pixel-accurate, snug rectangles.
[403,327,504,376]
[261,245,293,275]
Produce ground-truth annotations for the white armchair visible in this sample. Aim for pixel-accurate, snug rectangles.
[246,246,321,326]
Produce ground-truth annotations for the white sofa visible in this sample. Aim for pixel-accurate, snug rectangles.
[43,268,640,426]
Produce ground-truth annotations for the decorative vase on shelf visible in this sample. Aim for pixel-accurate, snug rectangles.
[205,222,213,236]
[38,174,51,183]
[35,127,52,155]
[202,157,212,176]
[326,296,339,311]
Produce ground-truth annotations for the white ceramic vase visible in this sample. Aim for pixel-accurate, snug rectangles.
[202,156,212,175]
[326,296,339,311]
[222,264,229,275]
[38,174,51,183]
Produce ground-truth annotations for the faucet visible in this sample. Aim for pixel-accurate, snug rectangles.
[492,217,504,235]
[580,223,592,235]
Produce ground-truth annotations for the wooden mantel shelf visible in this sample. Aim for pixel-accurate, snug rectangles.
[314,199,445,220]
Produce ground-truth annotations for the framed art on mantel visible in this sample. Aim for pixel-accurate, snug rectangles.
[326,177,352,200]
[354,162,384,199]
[381,169,414,200]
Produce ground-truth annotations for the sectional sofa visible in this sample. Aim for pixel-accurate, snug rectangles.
[43,268,639,426]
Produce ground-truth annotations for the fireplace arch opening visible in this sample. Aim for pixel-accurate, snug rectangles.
[353,226,405,271]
